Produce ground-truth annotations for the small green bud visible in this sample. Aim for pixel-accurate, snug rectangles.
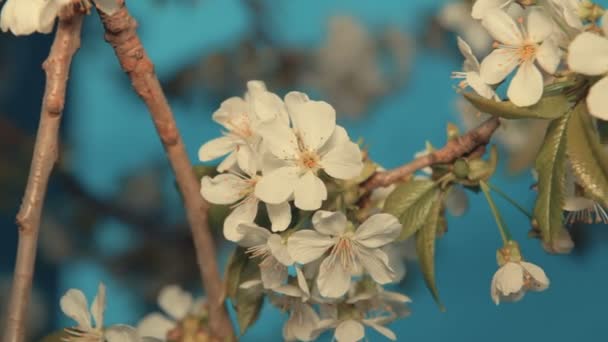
[453,159,470,179]
[446,123,460,140]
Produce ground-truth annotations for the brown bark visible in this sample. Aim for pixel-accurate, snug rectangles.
[96,2,234,339]
[3,11,84,342]
[363,117,500,191]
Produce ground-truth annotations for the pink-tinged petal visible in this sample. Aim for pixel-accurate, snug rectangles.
[334,320,365,342]
[312,210,348,236]
[471,0,511,20]
[587,76,608,120]
[321,141,363,180]
[356,247,396,284]
[363,320,397,341]
[256,120,299,159]
[480,48,519,84]
[266,202,292,232]
[317,257,351,298]
[267,233,293,266]
[198,136,238,162]
[294,171,327,211]
[481,8,523,45]
[520,261,550,291]
[60,289,92,329]
[536,38,561,74]
[507,61,543,107]
[200,174,249,205]
[236,223,271,248]
[158,285,193,321]
[288,230,336,264]
[568,32,608,76]
[223,199,258,242]
[255,166,298,204]
[526,9,553,43]
[354,213,401,248]
[137,313,176,339]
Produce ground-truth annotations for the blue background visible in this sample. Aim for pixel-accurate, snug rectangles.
[1,1,608,341]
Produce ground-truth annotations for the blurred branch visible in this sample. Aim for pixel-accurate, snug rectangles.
[96,2,234,339]
[3,9,83,342]
[363,117,500,191]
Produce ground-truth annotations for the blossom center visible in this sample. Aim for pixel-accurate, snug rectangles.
[298,150,321,171]
[226,114,253,139]
[518,43,537,62]
[328,237,357,271]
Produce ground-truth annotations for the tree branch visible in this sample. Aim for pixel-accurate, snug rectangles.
[363,116,500,191]
[3,11,83,342]
[96,2,234,339]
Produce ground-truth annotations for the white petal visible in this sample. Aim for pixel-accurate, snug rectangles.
[520,261,550,291]
[286,92,336,150]
[94,0,120,14]
[564,196,596,211]
[312,210,348,236]
[288,303,320,341]
[354,213,401,248]
[317,257,351,298]
[536,38,561,74]
[363,320,397,341]
[217,150,238,172]
[212,97,249,126]
[457,36,480,72]
[255,166,298,204]
[60,289,92,329]
[321,141,363,180]
[257,120,299,159]
[267,233,293,266]
[236,223,271,248]
[568,32,608,76]
[288,230,336,264]
[295,267,311,299]
[507,62,543,107]
[39,0,65,33]
[266,202,292,232]
[384,245,407,283]
[356,247,396,285]
[90,283,106,329]
[526,9,553,43]
[104,325,140,342]
[490,270,501,305]
[294,171,327,210]
[472,0,511,20]
[445,186,468,217]
[248,86,289,124]
[481,9,523,45]
[200,174,249,205]
[587,76,608,120]
[136,313,176,340]
[494,262,524,296]
[334,320,365,342]
[318,125,350,156]
[198,136,238,162]
[223,199,258,242]
[158,285,193,321]
[480,48,520,84]
[466,72,497,100]
[260,258,288,289]
[236,144,258,176]
[603,12,608,37]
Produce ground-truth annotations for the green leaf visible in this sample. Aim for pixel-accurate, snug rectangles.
[225,247,249,300]
[416,190,445,311]
[597,119,608,144]
[383,179,440,240]
[534,112,571,251]
[193,164,218,179]
[463,92,570,120]
[235,281,264,335]
[567,104,608,208]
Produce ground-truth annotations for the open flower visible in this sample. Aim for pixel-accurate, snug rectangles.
[137,285,206,340]
[452,37,498,100]
[288,211,401,298]
[567,31,608,119]
[255,92,363,211]
[480,9,561,107]
[200,162,291,242]
[315,303,398,342]
[347,282,411,319]
[198,80,288,172]
[237,223,293,289]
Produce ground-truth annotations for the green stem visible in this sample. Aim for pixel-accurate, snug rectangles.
[487,182,533,220]
[480,181,512,244]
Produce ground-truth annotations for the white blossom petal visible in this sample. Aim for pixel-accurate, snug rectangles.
[457,36,480,72]
[104,325,140,342]
[255,166,298,204]
[587,76,608,120]
[354,213,401,248]
[266,202,292,232]
[335,320,365,342]
[136,313,176,340]
[198,136,238,162]
[200,174,249,205]
[60,289,92,329]
[321,141,363,180]
[294,171,327,210]
[603,12,608,37]
[288,303,320,341]
[445,186,468,217]
[363,320,397,341]
[480,48,520,84]
[312,210,348,236]
[236,223,271,248]
[466,72,497,99]
[526,9,553,43]
[158,285,193,321]
[536,38,561,74]
[286,92,336,150]
[494,262,524,296]
[481,9,523,45]
[317,257,351,298]
[520,261,550,291]
[472,0,511,20]
[223,199,258,242]
[267,233,293,266]
[90,283,106,329]
[567,32,608,76]
[257,120,299,159]
[260,257,288,289]
[288,230,336,264]
[507,61,543,107]
[217,150,238,172]
[356,247,396,285]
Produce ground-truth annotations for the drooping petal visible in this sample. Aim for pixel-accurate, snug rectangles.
[90,283,106,329]
[354,213,401,248]
[295,267,311,299]
[312,210,348,236]
[471,0,511,20]
[224,199,259,242]
[494,262,524,296]
[256,120,299,159]
[480,48,520,84]
[356,247,396,285]
[526,9,553,43]
[255,166,298,204]
[567,32,608,76]
[236,223,271,248]
[266,202,292,232]
[267,233,293,266]
[200,174,249,205]
[481,8,523,45]
[60,289,92,329]
[317,257,351,298]
[490,269,501,305]
[217,150,238,172]
[536,38,561,74]
[507,61,543,107]
[445,186,468,217]
[294,171,328,210]
[212,97,249,127]
[321,141,363,180]
[363,320,397,341]
[260,258,288,289]
[334,320,365,342]
[288,230,336,264]
[285,92,336,150]
[288,303,321,341]
[520,261,550,291]
[465,72,497,100]
[587,76,608,120]
[457,36,480,72]
[94,0,120,14]
[136,313,176,340]
[198,136,238,162]
[158,285,193,321]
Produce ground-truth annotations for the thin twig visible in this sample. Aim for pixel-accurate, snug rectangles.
[363,116,500,191]
[3,10,83,342]
[96,2,234,339]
